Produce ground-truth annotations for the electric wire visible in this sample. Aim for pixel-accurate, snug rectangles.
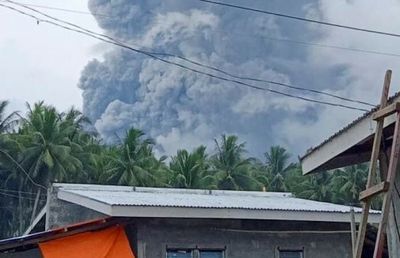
[4,0,400,61]
[3,0,375,108]
[0,3,370,112]
[198,0,400,38]
[0,188,47,196]
[0,149,47,190]
[0,0,110,18]
[5,0,400,61]
[154,52,375,107]
[0,191,46,202]
[260,35,400,59]
[0,3,373,112]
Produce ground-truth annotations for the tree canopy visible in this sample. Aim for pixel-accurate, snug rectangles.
[0,101,373,239]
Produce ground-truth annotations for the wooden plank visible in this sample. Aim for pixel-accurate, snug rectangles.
[354,70,392,258]
[359,181,389,201]
[379,151,389,180]
[23,205,47,236]
[374,113,400,258]
[350,207,356,253]
[30,189,42,225]
[372,102,400,121]
[354,200,373,258]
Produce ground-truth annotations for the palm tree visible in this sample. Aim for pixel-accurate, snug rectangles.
[0,100,18,133]
[12,102,85,235]
[0,134,23,236]
[19,102,83,186]
[212,135,259,191]
[284,166,305,193]
[331,164,368,205]
[107,128,164,186]
[169,146,215,189]
[77,135,114,184]
[264,146,296,192]
[296,173,333,202]
[0,131,41,236]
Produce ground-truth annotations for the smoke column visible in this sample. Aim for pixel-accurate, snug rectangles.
[79,0,366,157]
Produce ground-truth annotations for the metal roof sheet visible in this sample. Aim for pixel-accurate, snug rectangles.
[56,184,379,214]
[300,92,400,161]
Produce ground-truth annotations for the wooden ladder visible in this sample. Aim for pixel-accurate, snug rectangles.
[353,69,400,258]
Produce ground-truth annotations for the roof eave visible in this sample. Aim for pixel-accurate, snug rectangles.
[301,102,399,174]
[58,189,381,223]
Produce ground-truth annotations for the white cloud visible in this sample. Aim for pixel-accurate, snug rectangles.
[0,0,102,111]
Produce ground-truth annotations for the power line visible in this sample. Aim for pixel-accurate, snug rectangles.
[0,191,46,202]
[4,1,400,60]
[5,0,400,61]
[153,52,375,107]
[0,149,47,190]
[0,3,371,112]
[5,0,375,108]
[198,0,400,38]
[0,0,110,18]
[0,188,46,196]
[0,2,372,112]
[0,0,382,108]
[260,35,400,59]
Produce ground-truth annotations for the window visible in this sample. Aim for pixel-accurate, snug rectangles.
[279,250,304,258]
[199,250,224,258]
[166,249,224,258]
[167,249,192,258]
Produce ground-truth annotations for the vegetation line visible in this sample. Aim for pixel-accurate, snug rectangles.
[0,100,377,238]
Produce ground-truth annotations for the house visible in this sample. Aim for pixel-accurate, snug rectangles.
[299,93,400,257]
[0,183,381,258]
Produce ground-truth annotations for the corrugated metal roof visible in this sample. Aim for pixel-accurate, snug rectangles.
[56,184,379,214]
[300,92,400,161]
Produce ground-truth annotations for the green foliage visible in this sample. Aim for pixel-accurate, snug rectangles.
[212,135,260,191]
[169,146,215,189]
[0,100,373,239]
[105,128,165,186]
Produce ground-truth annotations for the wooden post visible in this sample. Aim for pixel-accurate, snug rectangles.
[387,174,400,258]
[30,188,41,225]
[350,207,357,254]
[374,113,400,258]
[354,70,392,258]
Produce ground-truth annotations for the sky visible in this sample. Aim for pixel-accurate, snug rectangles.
[2,0,400,159]
[0,0,101,111]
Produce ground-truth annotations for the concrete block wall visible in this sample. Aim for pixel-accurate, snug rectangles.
[46,185,106,229]
[133,218,352,258]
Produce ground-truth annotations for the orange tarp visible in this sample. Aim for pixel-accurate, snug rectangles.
[39,225,135,258]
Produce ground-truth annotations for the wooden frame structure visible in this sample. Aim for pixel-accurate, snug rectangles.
[353,70,400,258]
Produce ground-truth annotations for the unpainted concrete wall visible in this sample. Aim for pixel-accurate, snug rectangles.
[133,218,352,258]
[46,185,106,229]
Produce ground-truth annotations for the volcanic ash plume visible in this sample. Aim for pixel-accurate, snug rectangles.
[79,0,342,156]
